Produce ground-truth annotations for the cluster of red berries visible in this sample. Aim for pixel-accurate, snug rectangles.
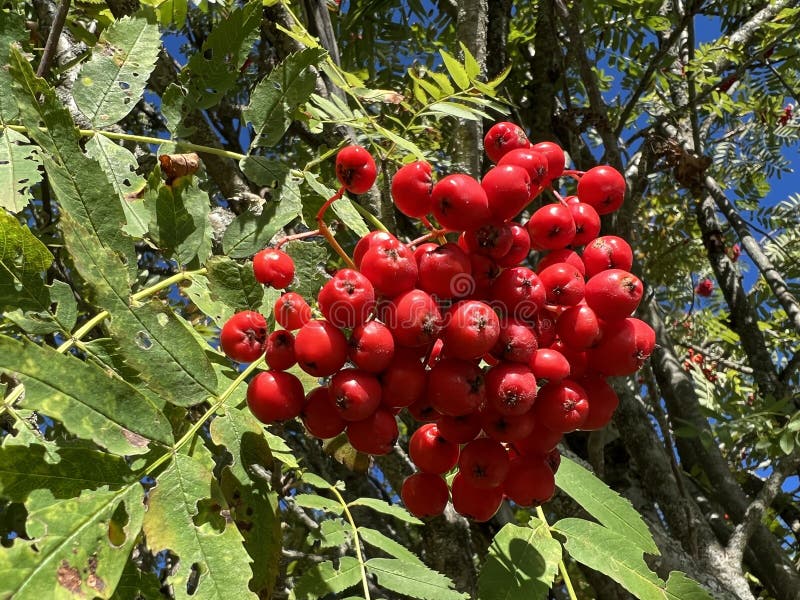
[682,348,718,382]
[695,278,714,297]
[218,121,656,522]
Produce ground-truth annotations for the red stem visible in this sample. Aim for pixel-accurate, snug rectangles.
[275,229,321,249]
[316,186,356,270]
[407,229,448,247]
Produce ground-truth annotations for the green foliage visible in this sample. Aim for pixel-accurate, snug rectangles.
[0,129,42,213]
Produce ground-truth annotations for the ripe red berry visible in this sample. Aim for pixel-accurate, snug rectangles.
[402,472,449,518]
[491,318,538,364]
[441,300,500,361]
[253,248,295,288]
[264,329,296,370]
[380,349,427,408]
[538,262,586,306]
[495,223,532,268]
[526,204,576,250]
[568,202,601,246]
[695,278,714,297]
[336,145,377,194]
[550,339,589,379]
[497,147,550,189]
[555,304,601,349]
[458,437,510,488]
[354,231,401,268]
[577,165,626,215]
[469,254,502,297]
[451,472,504,522]
[578,374,619,430]
[530,347,571,381]
[584,269,644,321]
[513,419,562,456]
[407,394,441,423]
[348,320,395,373]
[534,379,590,433]
[294,320,348,377]
[485,362,538,416]
[416,243,472,299]
[220,310,267,362]
[427,357,486,416]
[301,386,347,439]
[384,289,442,348]
[317,268,376,329]
[581,235,634,278]
[247,370,305,424]
[436,412,483,444]
[529,141,565,182]
[504,456,556,507]
[360,240,418,297]
[479,404,536,442]
[587,317,655,376]
[484,121,530,163]
[274,292,312,331]
[536,248,586,276]
[391,160,434,218]
[329,368,382,421]
[481,164,532,222]
[491,267,547,322]
[431,174,492,231]
[409,423,460,474]
[463,223,514,260]
[346,408,398,455]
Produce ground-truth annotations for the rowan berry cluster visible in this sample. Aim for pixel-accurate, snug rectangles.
[219,121,656,521]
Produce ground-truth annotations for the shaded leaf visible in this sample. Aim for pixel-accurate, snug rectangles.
[0,12,26,120]
[282,239,331,301]
[0,128,42,213]
[0,210,52,313]
[240,156,304,218]
[289,557,361,600]
[348,498,423,525]
[358,527,425,566]
[205,255,264,312]
[294,493,344,515]
[664,571,714,599]
[222,202,297,259]
[4,279,77,335]
[366,558,468,600]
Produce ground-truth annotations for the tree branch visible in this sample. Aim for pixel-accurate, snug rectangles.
[36,0,71,78]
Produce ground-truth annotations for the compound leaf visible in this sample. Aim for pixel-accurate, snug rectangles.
[0,128,42,213]
[365,558,468,600]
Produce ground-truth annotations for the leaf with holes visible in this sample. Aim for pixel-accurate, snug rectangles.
[0,128,42,213]
[0,211,52,313]
[73,16,161,127]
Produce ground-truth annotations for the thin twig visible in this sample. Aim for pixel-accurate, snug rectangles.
[36,0,72,78]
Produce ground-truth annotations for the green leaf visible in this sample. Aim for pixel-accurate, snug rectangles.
[427,101,487,121]
[300,472,333,490]
[84,134,149,237]
[0,12,26,120]
[440,50,470,90]
[262,429,300,468]
[664,571,714,599]
[366,558,468,600]
[358,527,426,566]
[460,42,481,80]
[294,493,344,515]
[222,201,297,259]
[111,560,164,600]
[73,16,161,127]
[555,457,659,555]
[0,484,145,600]
[3,279,78,335]
[181,1,261,110]
[205,255,264,312]
[779,429,795,454]
[0,128,42,213]
[0,444,135,502]
[553,518,683,600]
[0,210,52,313]
[184,273,233,328]
[303,172,369,237]
[289,557,362,600]
[282,239,331,301]
[143,453,258,599]
[309,519,350,549]
[244,48,327,148]
[239,156,304,218]
[478,520,562,600]
[0,336,173,455]
[347,498,423,525]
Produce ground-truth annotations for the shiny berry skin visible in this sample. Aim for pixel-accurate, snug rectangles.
[427,357,486,416]
[577,165,626,215]
[349,320,395,373]
[317,268,376,329]
[294,320,348,377]
[484,121,530,163]
[380,349,427,408]
[360,240,418,297]
[498,147,550,189]
[538,262,586,306]
[247,370,305,424]
[458,437,510,488]
[536,248,586,276]
[534,379,590,433]
[555,304,601,350]
[301,387,346,439]
[581,235,634,278]
[436,412,483,444]
[551,339,589,379]
[479,404,536,442]
[584,269,643,321]
[463,223,514,260]
[329,368,382,421]
[441,300,500,361]
[529,141,565,182]
[346,408,398,455]
[354,231,401,268]
[578,374,619,430]
[274,292,312,331]
[407,394,441,423]
[470,254,502,297]
[264,330,296,370]
[513,419,563,456]
[481,164,532,222]
[409,423,460,474]
[416,243,472,299]
[220,310,267,362]
[253,248,295,289]
[385,289,442,348]
[587,317,655,376]
[491,318,538,364]
[431,174,492,232]
[504,456,556,507]
[485,362,538,416]
[568,202,601,246]
[336,145,377,194]
[530,348,571,381]
[496,223,532,268]
[491,267,547,322]
[451,472,504,522]
[391,160,433,218]
[526,203,576,250]
[402,472,449,518]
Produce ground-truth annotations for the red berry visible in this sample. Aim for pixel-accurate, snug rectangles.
[503,456,556,507]
[407,394,441,423]
[587,317,655,376]
[479,404,536,441]
[336,145,377,194]
[470,254,502,297]
[491,267,547,322]
[491,318,538,364]
[495,223,532,268]
[264,329,296,370]
[416,243,472,299]
[536,248,586,276]
[538,262,586,306]
[402,472,449,518]
[529,141,565,182]
[329,368,382,421]
[384,289,442,348]
[534,379,589,433]
[436,412,483,444]
[578,374,619,430]
[253,248,295,288]
[526,204,576,250]
[481,164,532,222]
[441,300,500,361]
[220,310,267,362]
[391,160,433,218]
[568,202,601,246]
[431,174,492,232]
[380,349,427,408]
[317,268,376,329]
[274,292,311,331]
[349,320,395,373]
[577,165,626,215]
[451,472,504,522]
[695,278,714,297]
[550,339,589,379]
[485,362,538,416]
[409,423,460,474]
[584,269,644,321]
[513,419,562,456]
[354,231,400,268]
[427,357,486,416]
[346,408,398,455]
[294,320,348,377]
[498,147,550,189]
[581,235,633,278]
[458,437,510,488]
[463,223,514,260]
[555,304,601,349]
[530,347,571,381]
[484,121,530,163]
[247,370,305,424]
[301,386,346,439]
[360,240,418,297]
